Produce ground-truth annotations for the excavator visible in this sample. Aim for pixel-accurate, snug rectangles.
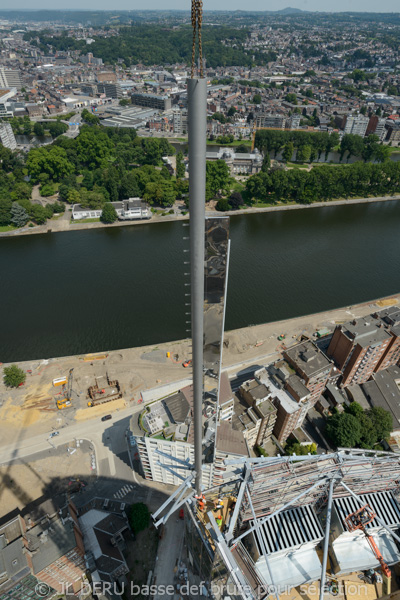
[57,368,74,409]
[344,504,391,588]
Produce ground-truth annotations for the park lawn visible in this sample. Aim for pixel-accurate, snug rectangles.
[287,162,309,169]
[0,225,16,232]
[71,217,100,224]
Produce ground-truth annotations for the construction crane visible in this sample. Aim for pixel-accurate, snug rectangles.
[57,368,74,410]
[345,504,392,584]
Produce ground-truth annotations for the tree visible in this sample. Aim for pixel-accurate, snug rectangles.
[3,364,26,388]
[119,98,131,106]
[30,204,49,225]
[296,145,312,163]
[81,108,100,125]
[176,151,185,179]
[129,503,150,534]
[27,146,74,183]
[285,441,317,455]
[228,191,243,209]
[367,407,393,442]
[33,122,45,137]
[285,93,297,105]
[216,198,230,211]
[206,160,230,198]
[67,189,81,205]
[253,94,262,105]
[325,413,362,448]
[261,153,270,172]
[100,203,118,224]
[10,202,29,227]
[282,142,294,163]
[0,198,12,225]
[227,106,237,117]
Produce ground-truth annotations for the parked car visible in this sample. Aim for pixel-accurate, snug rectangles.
[101,414,112,422]
[182,360,192,368]
[49,431,59,438]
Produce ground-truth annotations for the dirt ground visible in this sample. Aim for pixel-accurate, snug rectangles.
[0,442,93,519]
[0,293,398,447]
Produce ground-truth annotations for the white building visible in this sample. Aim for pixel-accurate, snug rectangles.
[344,115,369,137]
[0,67,22,90]
[0,122,16,150]
[172,108,188,134]
[72,199,150,221]
[0,89,16,118]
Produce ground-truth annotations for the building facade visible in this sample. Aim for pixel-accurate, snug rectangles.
[0,122,17,150]
[327,317,392,386]
[131,92,171,111]
[283,341,333,404]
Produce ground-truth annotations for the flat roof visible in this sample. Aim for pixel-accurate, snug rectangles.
[342,316,391,348]
[216,420,248,457]
[284,341,332,377]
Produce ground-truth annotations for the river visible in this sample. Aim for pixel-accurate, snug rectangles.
[1,200,400,362]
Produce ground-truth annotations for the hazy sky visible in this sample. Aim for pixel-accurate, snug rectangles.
[2,1,399,13]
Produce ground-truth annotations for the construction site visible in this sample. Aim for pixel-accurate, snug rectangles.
[152,450,400,600]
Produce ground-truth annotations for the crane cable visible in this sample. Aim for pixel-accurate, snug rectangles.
[191,0,204,78]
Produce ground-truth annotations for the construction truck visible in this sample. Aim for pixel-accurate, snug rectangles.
[56,369,74,410]
[345,504,391,594]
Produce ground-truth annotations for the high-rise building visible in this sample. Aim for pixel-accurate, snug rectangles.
[131,92,171,111]
[366,115,388,140]
[283,341,333,405]
[239,378,277,447]
[133,216,244,485]
[0,67,22,90]
[97,82,122,99]
[343,114,369,137]
[172,107,188,134]
[373,307,400,371]
[255,113,286,129]
[0,122,16,150]
[327,317,392,386]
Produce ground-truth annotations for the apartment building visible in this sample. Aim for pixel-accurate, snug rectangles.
[239,379,278,447]
[343,114,369,137]
[131,92,171,111]
[283,341,333,404]
[373,307,400,371]
[97,82,123,98]
[366,115,388,140]
[257,364,311,443]
[0,121,16,150]
[327,317,392,386]
[0,67,22,90]
[255,113,286,129]
[172,107,188,134]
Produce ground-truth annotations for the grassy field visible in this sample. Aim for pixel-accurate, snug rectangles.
[71,217,100,224]
[287,162,309,169]
[0,225,16,232]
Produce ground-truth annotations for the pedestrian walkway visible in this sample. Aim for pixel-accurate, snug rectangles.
[113,484,134,499]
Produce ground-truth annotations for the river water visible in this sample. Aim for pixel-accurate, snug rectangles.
[1,201,400,362]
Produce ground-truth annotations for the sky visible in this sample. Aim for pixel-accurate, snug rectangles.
[1,1,400,13]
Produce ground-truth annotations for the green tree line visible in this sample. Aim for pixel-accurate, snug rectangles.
[246,161,400,204]
[256,129,390,163]
[30,25,276,68]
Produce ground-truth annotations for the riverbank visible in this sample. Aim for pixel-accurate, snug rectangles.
[0,292,398,447]
[1,193,400,239]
